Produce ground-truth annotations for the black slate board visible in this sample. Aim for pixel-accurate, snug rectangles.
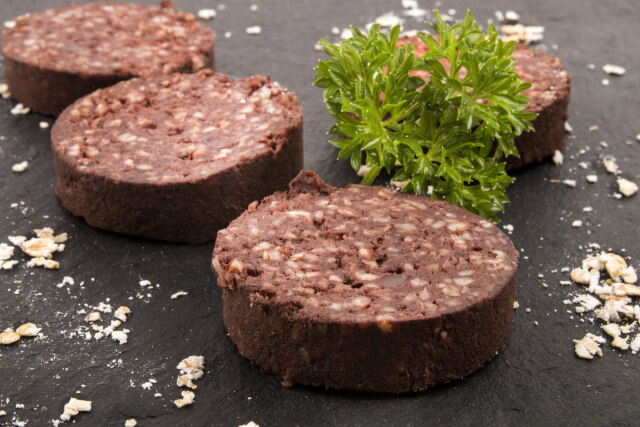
[1,0,639,426]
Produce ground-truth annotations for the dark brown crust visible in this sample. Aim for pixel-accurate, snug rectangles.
[2,2,215,116]
[53,125,301,244]
[223,274,515,393]
[214,171,518,392]
[508,90,570,169]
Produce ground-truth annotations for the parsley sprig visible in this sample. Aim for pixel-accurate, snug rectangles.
[313,10,537,221]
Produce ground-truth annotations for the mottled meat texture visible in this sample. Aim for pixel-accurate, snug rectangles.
[3,2,213,76]
[214,171,517,321]
[53,71,300,184]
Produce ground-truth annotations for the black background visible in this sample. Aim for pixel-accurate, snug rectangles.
[1,0,639,426]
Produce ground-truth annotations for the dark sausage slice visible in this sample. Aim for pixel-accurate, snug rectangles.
[213,170,518,392]
[51,71,303,244]
[2,2,215,116]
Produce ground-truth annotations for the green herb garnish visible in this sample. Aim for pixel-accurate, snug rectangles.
[313,10,537,222]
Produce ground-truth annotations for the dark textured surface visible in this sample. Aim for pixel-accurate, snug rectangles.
[0,0,639,426]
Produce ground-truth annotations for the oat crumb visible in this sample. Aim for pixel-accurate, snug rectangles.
[125,419,137,427]
[197,9,216,20]
[173,390,195,408]
[602,64,625,76]
[60,397,92,421]
[617,178,638,197]
[246,25,262,35]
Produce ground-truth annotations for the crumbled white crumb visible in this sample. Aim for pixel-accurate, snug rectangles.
[340,28,353,40]
[224,31,232,39]
[96,302,113,313]
[197,9,216,20]
[552,150,563,165]
[153,393,162,398]
[504,10,519,21]
[502,224,514,234]
[27,257,59,269]
[331,26,340,35]
[403,7,427,18]
[139,279,151,287]
[603,157,618,174]
[513,301,519,309]
[239,423,260,427]
[0,409,5,416]
[603,64,625,76]
[114,306,131,323]
[563,179,576,188]
[402,0,418,8]
[589,125,599,131]
[4,20,15,29]
[572,294,601,313]
[631,335,640,352]
[141,381,153,390]
[601,79,610,86]
[125,419,137,427]
[564,122,573,133]
[0,83,10,99]
[572,220,583,228]
[375,12,403,27]
[617,178,638,197]
[246,26,262,35]
[314,43,323,51]
[173,390,196,408]
[177,355,205,381]
[356,165,371,178]
[60,397,91,421]
[10,103,30,115]
[250,4,258,11]
[501,24,544,44]
[600,141,608,148]
[111,330,129,345]
[39,121,50,129]
[171,291,189,300]
[583,206,593,213]
[16,322,40,337]
[11,161,28,173]
[0,243,15,261]
[586,174,598,183]
[574,333,606,359]
[57,276,75,288]
[601,323,630,350]
[177,375,197,389]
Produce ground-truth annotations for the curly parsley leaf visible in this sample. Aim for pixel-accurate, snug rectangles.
[313,10,537,222]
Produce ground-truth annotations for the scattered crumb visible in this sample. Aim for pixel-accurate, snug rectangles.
[60,397,91,422]
[375,12,404,27]
[173,390,196,408]
[602,79,610,86]
[224,31,232,39]
[57,276,75,288]
[111,329,129,345]
[0,83,10,98]
[501,24,544,44]
[85,312,101,323]
[586,174,598,184]
[10,103,30,115]
[583,206,593,213]
[314,43,323,51]
[246,25,262,35]
[513,301,520,309]
[552,150,563,165]
[171,291,189,300]
[602,64,625,76]
[564,122,573,133]
[250,4,258,12]
[572,220,583,228]
[197,9,216,20]
[0,331,21,345]
[39,121,50,129]
[114,306,131,323]
[504,10,519,22]
[16,322,40,337]
[125,419,137,427]
[141,381,153,390]
[603,157,619,174]
[139,280,152,287]
[239,423,260,427]
[617,178,638,197]
[563,179,576,188]
[11,161,28,173]
[589,125,599,132]
[574,333,606,359]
